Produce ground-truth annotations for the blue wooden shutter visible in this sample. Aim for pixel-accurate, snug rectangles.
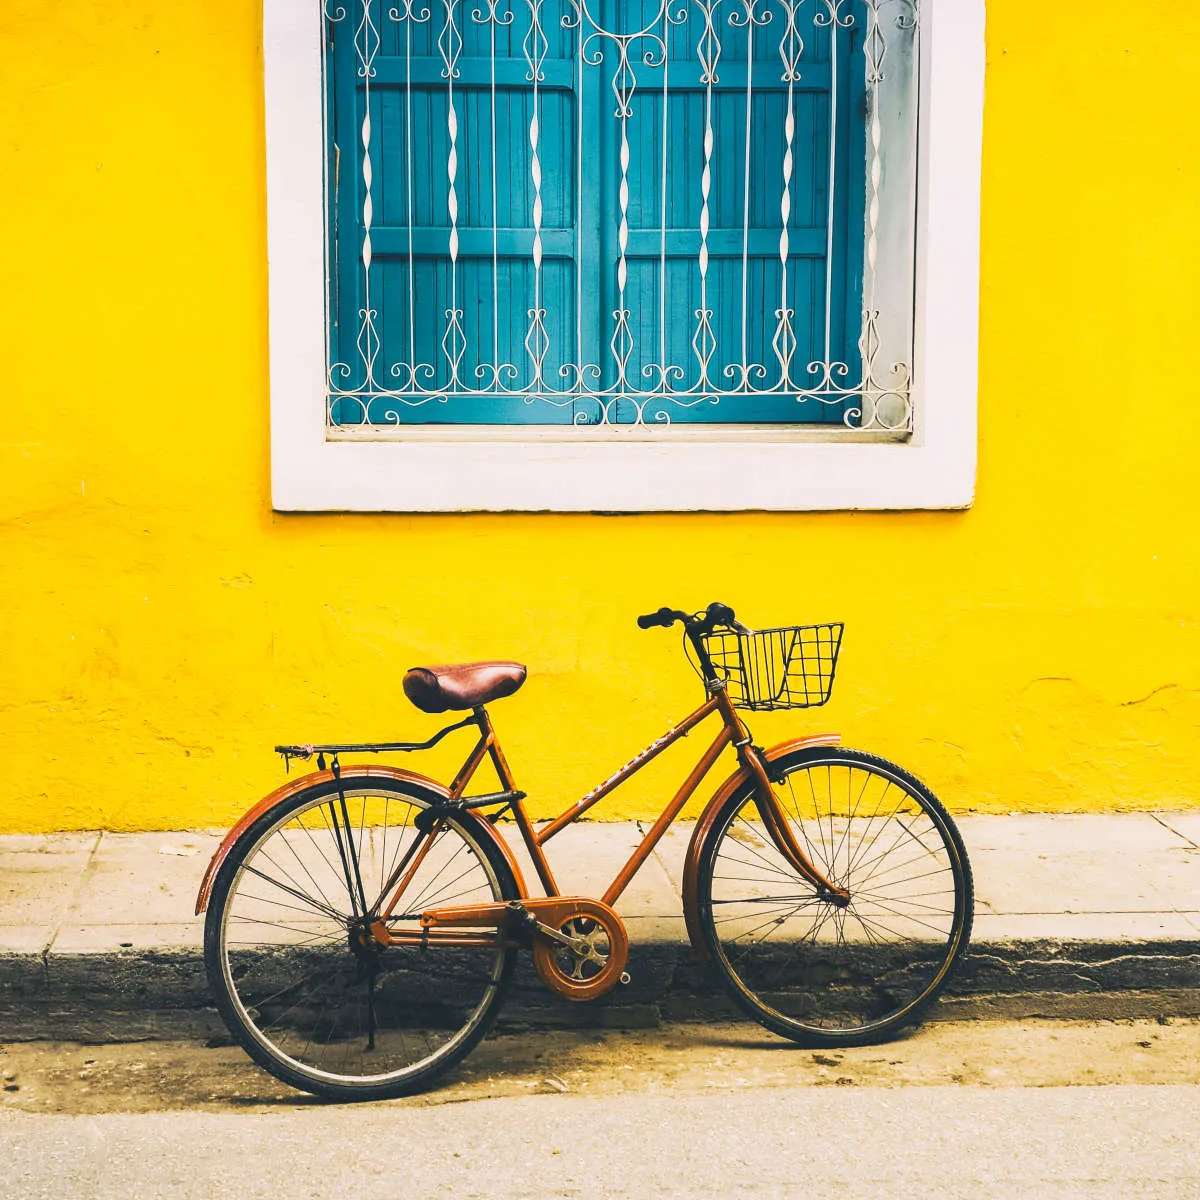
[325,2,866,427]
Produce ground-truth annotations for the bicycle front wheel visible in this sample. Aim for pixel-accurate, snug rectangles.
[697,747,972,1046]
[204,777,519,1100]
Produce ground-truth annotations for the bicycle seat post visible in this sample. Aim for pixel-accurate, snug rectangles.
[473,705,560,898]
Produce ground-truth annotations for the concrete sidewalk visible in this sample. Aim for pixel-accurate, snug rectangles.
[3,814,1200,1038]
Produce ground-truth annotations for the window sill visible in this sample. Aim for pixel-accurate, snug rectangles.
[271,433,975,513]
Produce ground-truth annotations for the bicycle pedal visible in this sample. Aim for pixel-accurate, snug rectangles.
[505,900,541,944]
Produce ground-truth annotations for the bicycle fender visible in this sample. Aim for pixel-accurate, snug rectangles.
[680,733,840,961]
[194,766,527,914]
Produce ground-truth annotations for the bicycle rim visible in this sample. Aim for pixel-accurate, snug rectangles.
[700,749,972,1044]
[207,782,515,1096]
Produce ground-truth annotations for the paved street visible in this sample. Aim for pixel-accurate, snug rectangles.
[3,1084,1197,1200]
[3,1018,1200,1198]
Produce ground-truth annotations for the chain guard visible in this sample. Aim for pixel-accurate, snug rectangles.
[531,899,630,1002]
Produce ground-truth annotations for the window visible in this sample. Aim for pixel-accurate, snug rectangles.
[265,0,983,510]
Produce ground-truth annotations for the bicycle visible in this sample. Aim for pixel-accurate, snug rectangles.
[196,602,973,1101]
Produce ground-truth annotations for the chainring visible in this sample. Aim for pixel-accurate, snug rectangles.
[531,900,630,1002]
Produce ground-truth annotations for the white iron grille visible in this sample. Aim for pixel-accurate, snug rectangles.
[323,0,919,430]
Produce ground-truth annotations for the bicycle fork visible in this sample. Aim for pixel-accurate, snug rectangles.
[719,692,851,907]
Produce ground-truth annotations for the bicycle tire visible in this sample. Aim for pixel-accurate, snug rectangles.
[696,747,972,1046]
[204,776,519,1101]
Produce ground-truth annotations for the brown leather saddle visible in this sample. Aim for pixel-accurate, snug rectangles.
[402,661,527,714]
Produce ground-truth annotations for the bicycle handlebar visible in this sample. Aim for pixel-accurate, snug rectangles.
[636,606,687,630]
[636,602,749,636]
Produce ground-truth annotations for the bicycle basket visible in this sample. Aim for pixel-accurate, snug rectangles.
[701,623,844,711]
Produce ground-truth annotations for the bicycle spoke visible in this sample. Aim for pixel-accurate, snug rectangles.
[276,827,343,921]
[227,913,344,942]
[234,890,348,924]
[849,895,954,939]
[294,817,351,909]
[713,896,824,925]
[730,814,808,879]
[241,863,346,924]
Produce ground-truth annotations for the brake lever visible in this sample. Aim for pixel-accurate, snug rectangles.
[701,602,750,637]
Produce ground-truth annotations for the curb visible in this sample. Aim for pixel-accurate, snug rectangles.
[4,938,1200,1042]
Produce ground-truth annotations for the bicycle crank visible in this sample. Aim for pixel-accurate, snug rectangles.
[529,898,630,1002]
[414,895,630,1000]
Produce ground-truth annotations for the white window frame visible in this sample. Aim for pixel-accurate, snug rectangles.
[265,0,984,512]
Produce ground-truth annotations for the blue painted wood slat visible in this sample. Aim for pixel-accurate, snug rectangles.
[325,1,866,427]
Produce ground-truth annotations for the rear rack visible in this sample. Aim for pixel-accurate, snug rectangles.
[275,713,478,771]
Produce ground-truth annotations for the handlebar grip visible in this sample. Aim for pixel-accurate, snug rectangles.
[637,607,678,630]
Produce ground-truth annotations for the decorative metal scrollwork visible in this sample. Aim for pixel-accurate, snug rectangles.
[325,0,919,431]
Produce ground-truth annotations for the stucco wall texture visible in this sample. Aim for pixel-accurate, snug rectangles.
[2,1,1198,832]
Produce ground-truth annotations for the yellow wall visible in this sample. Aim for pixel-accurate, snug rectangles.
[2,1,1199,833]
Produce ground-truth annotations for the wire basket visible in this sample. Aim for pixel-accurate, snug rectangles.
[700,623,844,711]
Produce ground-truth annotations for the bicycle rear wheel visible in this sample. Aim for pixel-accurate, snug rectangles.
[204,777,518,1100]
[697,747,972,1046]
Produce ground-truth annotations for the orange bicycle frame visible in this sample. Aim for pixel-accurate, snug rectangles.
[376,686,845,944]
